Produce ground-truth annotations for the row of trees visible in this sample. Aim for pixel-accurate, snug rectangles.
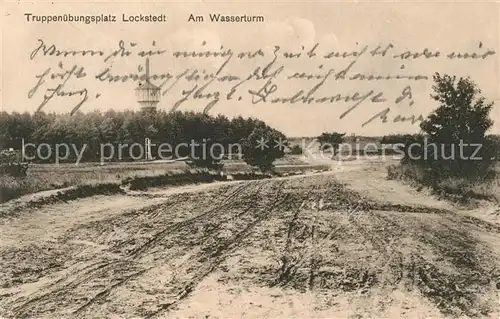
[0,109,288,171]
[2,73,497,179]
[381,134,417,145]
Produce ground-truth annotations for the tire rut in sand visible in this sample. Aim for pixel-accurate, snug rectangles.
[142,180,289,318]
[7,259,130,317]
[339,207,497,317]
[264,179,500,317]
[273,184,324,290]
[127,182,252,259]
[72,182,267,317]
[3,182,261,318]
[3,175,500,318]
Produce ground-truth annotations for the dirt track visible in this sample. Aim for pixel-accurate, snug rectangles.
[1,166,500,318]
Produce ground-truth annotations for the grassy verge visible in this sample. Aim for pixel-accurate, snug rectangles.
[123,170,275,191]
[25,183,124,209]
[0,158,330,203]
[0,182,125,215]
[387,163,500,204]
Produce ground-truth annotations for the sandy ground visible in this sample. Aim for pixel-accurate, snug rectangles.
[1,160,500,318]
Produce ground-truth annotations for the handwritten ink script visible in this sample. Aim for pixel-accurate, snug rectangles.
[27,39,496,127]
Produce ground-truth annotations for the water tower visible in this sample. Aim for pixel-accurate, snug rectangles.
[135,58,160,113]
[135,58,160,161]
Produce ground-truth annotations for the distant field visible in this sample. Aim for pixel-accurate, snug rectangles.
[0,138,400,203]
[28,155,307,176]
[288,137,394,156]
[0,155,323,203]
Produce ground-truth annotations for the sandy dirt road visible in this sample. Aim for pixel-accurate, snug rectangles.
[1,164,500,318]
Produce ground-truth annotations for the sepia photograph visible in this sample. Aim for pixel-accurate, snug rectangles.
[1,1,500,318]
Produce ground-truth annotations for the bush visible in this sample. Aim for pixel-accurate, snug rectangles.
[0,149,28,178]
[387,162,500,204]
[386,164,402,180]
[0,163,28,177]
[241,125,287,173]
[401,73,496,181]
[289,144,303,155]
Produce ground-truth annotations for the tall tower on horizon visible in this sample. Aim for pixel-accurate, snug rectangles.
[135,58,161,113]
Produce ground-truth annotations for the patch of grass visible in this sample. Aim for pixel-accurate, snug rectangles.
[0,159,330,203]
[0,182,125,214]
[28,183,124,208]
[0,162,191,203]
[387,163,500,204]
[123,169,278,191]
[0,176,30,203]
[124,169,225,191]
[0,169,125,203]
[274,164,331,175]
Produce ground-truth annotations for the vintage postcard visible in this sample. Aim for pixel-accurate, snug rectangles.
[1,0,500,318]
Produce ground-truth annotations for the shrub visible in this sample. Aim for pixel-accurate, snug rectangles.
[401,73,496,181]
[241,125,287,173]
[0,149,28,178]
[289,144,303,155]
[0,163,28,178]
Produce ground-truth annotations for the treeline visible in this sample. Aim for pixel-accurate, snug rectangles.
[0,109,285,162]
[381,134,419,145]
[382,133,500,154]
[382,133,500,160]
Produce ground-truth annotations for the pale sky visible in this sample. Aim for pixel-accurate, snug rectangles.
[1,1,499,137]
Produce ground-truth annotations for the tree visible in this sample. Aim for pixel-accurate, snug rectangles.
[0,112,34,150]
[241,125,287,173]
[317,132,346,156]
[417,73,495,179]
